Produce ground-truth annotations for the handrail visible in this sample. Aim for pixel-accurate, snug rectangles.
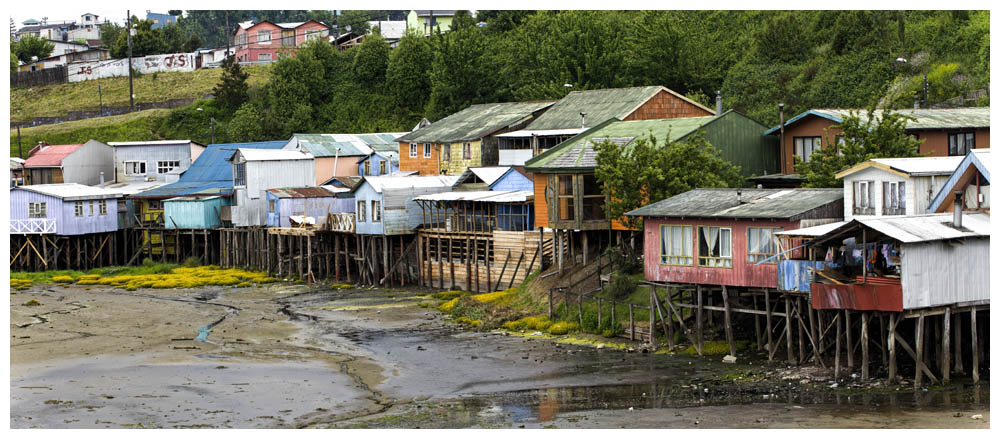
[10,219,56,234]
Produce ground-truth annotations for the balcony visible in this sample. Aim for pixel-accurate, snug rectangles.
[326,212,356,233]
[10,219,56,234]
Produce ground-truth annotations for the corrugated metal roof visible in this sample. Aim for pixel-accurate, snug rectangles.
[362,175,459,193]
[289,133,374,157]
[815,212,989,244]
[524,86,714,132]
[354,132,409,151]
[454,166,512,186]
[764,107,991,135]
[16,183,121,200]
[626,188,843,219]
[414,190,533,203]
[10,157,25,169]
[24,144,83,167]
[414,10,457,16]
[836,156,963,179]
[164,195,223,202]
[494,128,587,138]
[108,140,201,147]
[133,141,286,198]
[100,180,168,195]
[397,101,555,143]
[234,148,313,162]
[322,175,364,188]
[266,187,339,198]
[776,221,848,237]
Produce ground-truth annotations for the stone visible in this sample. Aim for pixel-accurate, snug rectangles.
[722,355,737,364]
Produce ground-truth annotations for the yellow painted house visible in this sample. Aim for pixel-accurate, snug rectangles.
[406,10,457,35]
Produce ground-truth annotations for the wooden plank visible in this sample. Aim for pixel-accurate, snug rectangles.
[785,294,794,364]
[722,286,735,357]
[697,285,704,355]
[892,326,937,384]
[942,307,950,384]
[845,310,854,369]
[835,310,842,379]
[888,313,897,382]
[915,314,924,387]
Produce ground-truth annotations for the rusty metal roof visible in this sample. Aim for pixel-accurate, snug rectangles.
[266,187,339,198]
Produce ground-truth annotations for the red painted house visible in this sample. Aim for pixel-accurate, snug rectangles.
[626,188,843,290]
[233,20,330,64]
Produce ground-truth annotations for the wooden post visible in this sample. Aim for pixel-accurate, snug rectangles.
[548,289,553,319]
[970,306,978,383]
[817,310,826,355]
[449,236,455,289]
[765,289,774,361]
[648,289,656,347]
[437,235,443,289]
[915,314,925,388]
[888,313,897,382]
[845,310,854,369]
[307,235,313,283]
[465,238,471,291]
[578,293,584,327]
[942,307,951,384]
[697,285,705,355]
[597,297,602,327]
[335,234,341,280]
[953,312,964,374]
[835,311,842,379]
[663,288,673,349]
[753,295,762,351]
[582,231,588,265]
[722,286,735,357]
[785,294,794,364]
[556,230,563,275]
[629,303,635,341]
[808,305,819,365]
[861,312,870,381]
[473,239,480,293]
[879,313,888,367]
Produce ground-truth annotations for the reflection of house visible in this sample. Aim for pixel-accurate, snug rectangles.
[23,140,114,186]
[397,101,554,175]
[228,149,315,227]
[108,140,206,183]
[836,156,963,221]
[10,183,120,235]
[764,108,991,177]
[406,10,456,35]
[928,149,991,214]
[233,20,331,64]
[626,188,843,289]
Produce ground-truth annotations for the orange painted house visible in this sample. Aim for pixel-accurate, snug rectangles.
[764,108,990,175]
[233,20,330,63]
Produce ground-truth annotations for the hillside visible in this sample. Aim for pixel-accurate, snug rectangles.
[10,64,273,123]
[10,109,173,157]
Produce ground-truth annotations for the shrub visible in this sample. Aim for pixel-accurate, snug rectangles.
[142,257,155,267]
[502,315,553,332]
[581,309,600,332]
[604,271,639,300]
[182,256,201,267]
[547,321,579,335]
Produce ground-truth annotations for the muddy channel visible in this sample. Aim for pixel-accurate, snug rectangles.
[9,285,990,428]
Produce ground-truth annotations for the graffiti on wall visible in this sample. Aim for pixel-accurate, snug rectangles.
[68,53,198,82]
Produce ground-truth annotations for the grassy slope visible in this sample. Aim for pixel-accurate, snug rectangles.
[9,109,173,158]
[10,64,273,122]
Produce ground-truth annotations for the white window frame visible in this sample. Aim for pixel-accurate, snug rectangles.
[794,136,822,163]
[659,224,693,266]
[372,200,381,222]
[747,227,782,264]
[74,201,84,217]
[883,181,906,215]
[98,199,107,215]
[258,52,272,62]
[28,202,47,218]
[124,160,146,175]
[424,143,432,158]
[157,160,180,174]
[257,30,271,44]
[853,180,875,215]
[357,200,367,222]
[234,163,247,187]
[697,226,732,268]
[409,143,418,157]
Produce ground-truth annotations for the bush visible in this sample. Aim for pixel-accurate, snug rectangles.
[604,272,639,300]
[182,257,201,268]
[502,315,553,332]
[142,257,155,267]
[581,309,600,332]
[547,321,579,335]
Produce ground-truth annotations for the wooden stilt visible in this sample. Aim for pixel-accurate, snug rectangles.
[629,303,635,341]
[437,235,443,289]
[784,294,794,364]
[649,289,656,347]
[722,286,735,357]
[835,311,842,379]
[307,235,313,283]
[915,314,925,388]
[765,289,774,361]
[697,285,704,355]
[845,310,854,369]
[970,306,978,384]
[953,312,964,374]
[942,307,951,384]
[888,313,898,382]
[880,313,888,367]
[753,295,762,351]
[448,236,455,289]
[808,304,820,365]
[861,312,870,381]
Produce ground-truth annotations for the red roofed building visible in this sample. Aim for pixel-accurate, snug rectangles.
[233,20,330,64]
[23,140,114,186]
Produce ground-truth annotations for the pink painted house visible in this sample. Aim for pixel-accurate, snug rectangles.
[626,188,843,290]
[233,20,330,64]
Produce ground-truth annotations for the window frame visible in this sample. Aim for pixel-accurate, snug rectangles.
[257,52,272,62]
[379,160,387,175]
[257,29,271,44]
[99,200,107,215]
[948,132,975,156]
[372,200,382,222]
[157,160,180,174]
[424,143,432,158]
[124,160,146,175]
[409,143,418,158]
[659,224,694,266]
[364,160,371,176]
[697,226,733,268]
[556,175,575,221]
[357,200,367,223]
[882,181,906,215]
[234,162,247,187]
[28,202,47,218]
[463,142,471,160]
[747,227,783,264]
[793,136,822,163]
[74,201,84,217]
[853,180,875,215]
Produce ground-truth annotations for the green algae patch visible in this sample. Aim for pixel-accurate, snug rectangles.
[497,329,630,351]
[431,290,470,300]
[315,302,414,312]
[455,317,483,327]
[547,321,579,335]
[683,340,749,356]
[51,275,75,283]
[329,283,353,290]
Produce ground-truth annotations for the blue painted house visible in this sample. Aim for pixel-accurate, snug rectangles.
[9,183,120,235]
[353,175,458,235]
[146,11,177,29]
[489,167,533,191]
[265,186,355,229]
[358,151,400,177]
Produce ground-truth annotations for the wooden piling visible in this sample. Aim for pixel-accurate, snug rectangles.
[722,286,735,357]
[942,307,951,384]
[861,312,870,381]
[970,306,978,383]
[915,314,925,388]
[697,286,704,355]
[784,294,794,364]
[888,313,898,382]
[835,311,842,379]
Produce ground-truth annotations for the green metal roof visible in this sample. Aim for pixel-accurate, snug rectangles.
[291,133,372,157]
[764,107,991,135]
[626,188,843,220]
[397,101,555,143]
[355,132,408,152]
[523,86,713,131]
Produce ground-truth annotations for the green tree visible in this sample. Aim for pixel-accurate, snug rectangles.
[212,56,249,111]
[227,101,265,142]
[11,51,19,73]
[386,29,432,115]
[352,31,389,89]
[425,25,503,120]
[594,131,743,232]
[12,35,54,63]
[99,22,124,49]
[798,107,924,188]
[339,10,371,35]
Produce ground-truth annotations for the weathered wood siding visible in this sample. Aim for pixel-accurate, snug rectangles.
[624,89,714,121]
[265,193,355,227]
[397,141,441,175]
[441,139,484,175]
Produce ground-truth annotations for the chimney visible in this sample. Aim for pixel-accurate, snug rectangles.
[779,104,785,173]
[715,90,722,114]
[580,112,587,129]
[953,191,963,228]
[99,172,105,188]
[736,188,743,204]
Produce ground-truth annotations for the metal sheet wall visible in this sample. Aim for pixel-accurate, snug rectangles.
[901,238,990,309]
[10,189,118,235]
[113,144,193,182]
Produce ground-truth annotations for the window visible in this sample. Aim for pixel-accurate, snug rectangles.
[424,143,432,158]
[305,29,322,41]
[442,144,451,161]
[557,175,575,221]
[748,227,782,264]
[99,200,107,215]
[409,143,418,157]
[234,163,246,187]
[74,201,84,217]
[698,226,732,268]
[357,200,366,222]
[581,174,606,221]
[124,161,146,175]
[257,30,271,44]
[883,181,906,215]
[853,180,875,215]
[372,200,381,222]
[379,160,387,174]
[88,200,95,216]
[258,53,272,62]
[268,200,275,213]
[660,225,693,265]
[28,202,46,218]
[364,160,371,176]
[948,132,974,156]
[463,142,471,160]
[794,136,822,163]
[157,160,180,174]
[148,200,161,210]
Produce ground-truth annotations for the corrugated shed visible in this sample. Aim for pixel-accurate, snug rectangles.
[133,141,286,198]
[397,101,555,143]
[765,107,991,135]
[524,86,714,131]
[163,196,229,229]
[901,238,989,309]
[234,148,313,162]
[355,133,409,151]
[826,212,989,244]
[24,144,83,167]
[627,188,844,220]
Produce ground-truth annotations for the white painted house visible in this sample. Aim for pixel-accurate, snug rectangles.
[836,156,964,221]
[228,148,315,227]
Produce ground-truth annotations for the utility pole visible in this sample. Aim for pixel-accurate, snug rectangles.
[17,124,23,158]
[225,11,230,60]
[210,117,215,144]
[127,10,134,112]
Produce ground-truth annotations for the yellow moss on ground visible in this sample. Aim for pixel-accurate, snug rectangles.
[431,290,469,300]
[547,321,580,335]
[683,340,748,356]
[439,298,459,312]
[51,275,75,283]
[70,266,279,291]
[455,317,482,327]
[502,315,553,332]
[329,283,353,290]
[470,288,516,305]
[10,279,32,291]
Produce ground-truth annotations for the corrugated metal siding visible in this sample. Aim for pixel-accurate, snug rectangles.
[643,216,800,288]
[490,169,534,191]
[113,144,192,182]
[901,238,990,309]
[233,159,315,227]
[164,197,228,229]
[60,140,114,186]
[268,193,354,227]
[700,111,779,178]
[353,183,385,235]
[354,181,452,235]
[10,189,117,235]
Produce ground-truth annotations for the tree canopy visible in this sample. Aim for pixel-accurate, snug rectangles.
[11,35,54,64]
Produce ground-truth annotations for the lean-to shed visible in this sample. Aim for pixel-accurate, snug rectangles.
[353,175,458,235]
[163,196,229,229]
[10,183,121,235]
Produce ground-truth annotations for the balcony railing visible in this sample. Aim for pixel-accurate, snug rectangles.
[10,219,56,234]
[326,212,356,233]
